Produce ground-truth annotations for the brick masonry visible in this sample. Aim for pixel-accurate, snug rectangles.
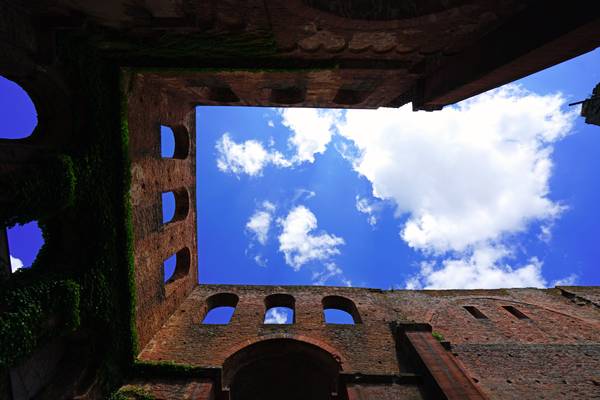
[129,285,600,399]
[127,71,199,349]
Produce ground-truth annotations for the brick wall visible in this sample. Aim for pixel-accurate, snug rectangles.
[127,71,198,350]
[132,285,600,399]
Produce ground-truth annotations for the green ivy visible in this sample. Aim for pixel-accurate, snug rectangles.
[0,271,80,367]
[0,155,76,228]
[431,331,445,342]
[132,360,209,379]
[110,386,155,400]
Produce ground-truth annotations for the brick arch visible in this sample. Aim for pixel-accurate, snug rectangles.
[222,333,348,372]
[221,336,345,396]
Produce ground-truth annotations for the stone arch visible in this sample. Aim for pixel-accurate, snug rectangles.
[161,187,190,224]
[222,338,344,400]
[160,124,190,159]
[0,75,37,139]
[0,69,73,149]
[264,293,296,323]
[322,295,362,323]
[164,247,191,286]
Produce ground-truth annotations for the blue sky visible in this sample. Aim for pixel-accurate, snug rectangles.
[3,49,600,294]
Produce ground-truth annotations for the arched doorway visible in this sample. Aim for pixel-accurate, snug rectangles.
[223,339,345,400]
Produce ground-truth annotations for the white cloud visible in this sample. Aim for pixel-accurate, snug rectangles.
[246,201,276,245]
[339,85,575,254]
[217,109,341,177]
[10,255,23,273]
[312,262,343,285]
[254,254,268,267]
[264,308,288,324]
[355,195,383,226]
[292,188,316,203]
[278,206,345,270]
[552,274,578,286]
[405,245,547,289]
[216,133,291,176]
[280,108,341,163]
[336,84,577,289]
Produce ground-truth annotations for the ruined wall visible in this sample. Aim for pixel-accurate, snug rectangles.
[139,285,404,376]
[130,285,600,399]
[127,71,198,349]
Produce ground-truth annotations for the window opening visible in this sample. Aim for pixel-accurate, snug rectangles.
[202,293,239,324]
[323,309,355,324]
[264,307,293,324]
[322,295,361,324]
[264,294,295,324]
[163,254,176,282]
[4,221,44,273]
[0,75,37,139]
[163,247,191,285]
[503,305,530,319]
[160,125,175,158]
[160,124,189,159]
[464,306,488,319]
[162,192,175,223]
[203,306,236,324]
[162,189,189,225]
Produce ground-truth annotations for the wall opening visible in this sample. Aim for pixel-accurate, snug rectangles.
[202,293,239,324]
[161,188,189,224]
[163,247,191,285]
[264,294,295,324]
[163,254,176,282]
[464,306,488,319]
[502,305,530,319]
[160,124,189,159]
[162,192,176,223]
[322,296,361,324]
[224,339,343,400]
[0,76,37,139]
[3,221,44,274]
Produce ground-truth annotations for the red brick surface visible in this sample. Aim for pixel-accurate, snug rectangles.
[121,379,214,400]
[139,285,402,376]
[127,72,198,349]
[135,285,600,399]
[346,383,424,400]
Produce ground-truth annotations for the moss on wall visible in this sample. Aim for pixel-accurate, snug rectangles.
[0,155,76,228]
[56,34,137,392]
[0,32,137,395]
[110,386,156,400]
[0,270,80,367]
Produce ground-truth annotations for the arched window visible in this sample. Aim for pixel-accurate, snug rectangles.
[160,125,189,159]
[202,293,239,324]
[3,221,44,274]
[163,247,191,285]
[223,339,344,400]
[161,188,189,224]
[264,294,295,324]
[0,76,37,139]
[322,296,361,324]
